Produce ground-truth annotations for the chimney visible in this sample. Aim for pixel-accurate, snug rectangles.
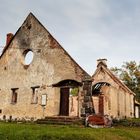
[6,33,14,46]
[97,58,107,67]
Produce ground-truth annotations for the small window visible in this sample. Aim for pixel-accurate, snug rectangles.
[11,88,18,104]
[3,115,6,120]
[31,86,40,104]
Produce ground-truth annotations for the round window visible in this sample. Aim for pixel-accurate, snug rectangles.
[24,50,34,65]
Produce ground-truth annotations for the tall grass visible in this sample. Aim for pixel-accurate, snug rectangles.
[0,122,139,140]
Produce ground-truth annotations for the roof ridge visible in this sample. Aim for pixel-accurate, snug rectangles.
[92,63,135,95]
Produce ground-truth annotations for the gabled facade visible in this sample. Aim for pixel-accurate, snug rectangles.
[0,13,93,121]
[92,59,135,118]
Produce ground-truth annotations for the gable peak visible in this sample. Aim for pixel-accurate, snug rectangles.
[25,12,38,21]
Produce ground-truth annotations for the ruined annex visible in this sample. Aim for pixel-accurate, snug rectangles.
[92,59,135,118]
[0,13,137,121]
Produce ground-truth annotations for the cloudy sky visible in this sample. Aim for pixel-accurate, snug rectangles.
[0,0,140,74]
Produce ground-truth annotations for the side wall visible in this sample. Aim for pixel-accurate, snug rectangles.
[92,69,134,118]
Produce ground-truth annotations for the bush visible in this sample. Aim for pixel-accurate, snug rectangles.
[113,118,140,127]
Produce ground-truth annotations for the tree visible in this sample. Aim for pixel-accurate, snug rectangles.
[111,61,140,102]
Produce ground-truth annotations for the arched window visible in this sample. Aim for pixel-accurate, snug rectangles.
[92,82,110,96]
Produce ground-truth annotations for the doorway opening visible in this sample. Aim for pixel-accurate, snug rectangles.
[53,79,82,116]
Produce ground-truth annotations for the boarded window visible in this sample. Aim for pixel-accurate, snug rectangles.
[41,94,47,106]
[31,86,40,104]
[11,88,18,104]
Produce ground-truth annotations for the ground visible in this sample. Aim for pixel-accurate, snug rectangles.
[0,122,139,140]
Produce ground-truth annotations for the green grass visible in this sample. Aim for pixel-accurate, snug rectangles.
[0,122,139,140]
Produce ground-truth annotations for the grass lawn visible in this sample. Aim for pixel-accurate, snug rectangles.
[0,122,139,140]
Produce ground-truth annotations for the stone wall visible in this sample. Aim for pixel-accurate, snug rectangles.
[0,13,90,121]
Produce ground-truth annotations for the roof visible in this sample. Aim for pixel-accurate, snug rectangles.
[92,61,136,95]
[0,12,91,80]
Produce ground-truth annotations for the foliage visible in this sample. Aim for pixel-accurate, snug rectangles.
[113,118,140,127]
[0,122,140,140]
[70,88,79,96]
[111,61,140,102]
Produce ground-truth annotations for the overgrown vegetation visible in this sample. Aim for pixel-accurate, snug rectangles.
[111,61,140,102]
[70,88,79,96]
[0,122,139,140]
[113,118,140,127]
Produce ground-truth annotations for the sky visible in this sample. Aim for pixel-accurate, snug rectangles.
[0,0,140,74]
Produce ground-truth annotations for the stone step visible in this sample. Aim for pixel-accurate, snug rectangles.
[37,116,81,121]
[36,116,84,125]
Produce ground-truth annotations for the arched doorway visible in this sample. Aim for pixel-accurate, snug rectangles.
[92,82,110,115]
[53,79,82,116]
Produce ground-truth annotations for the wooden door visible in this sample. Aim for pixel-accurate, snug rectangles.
[99,94,104,115]
[60,88,69,116]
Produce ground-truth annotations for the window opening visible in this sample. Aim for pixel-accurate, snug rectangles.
[11,88,18,104]
[31,86,40,104]
[24,50,34,65]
